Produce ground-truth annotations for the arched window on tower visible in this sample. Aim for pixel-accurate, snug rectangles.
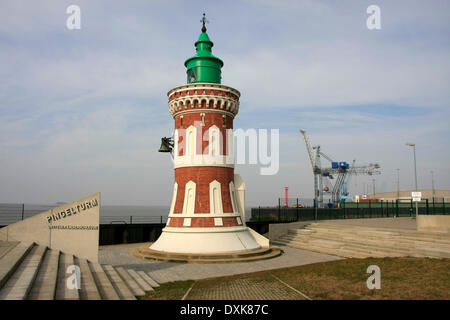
[209,180,223,215]
[186,125,196,157]
[183,181,196,215]
[208,125,221,157]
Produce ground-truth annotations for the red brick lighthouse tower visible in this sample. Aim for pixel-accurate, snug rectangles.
[149,16,268,256]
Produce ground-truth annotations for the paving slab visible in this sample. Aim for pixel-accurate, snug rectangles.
[99,243,341,284]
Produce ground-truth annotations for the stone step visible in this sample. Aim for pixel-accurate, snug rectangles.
[0,244,47,300]
[307,223,450,242]
[282,232,418,253]
[276,237,412,258]
[27,249,60,300]
[290,234,441,258]
[415,246,450,258]
[315,228,450,251]
[115,267,145,297]
[103,265,136,300]
[283,234,419,257]
[76,258,101,300]
[293,232,447,253]
[308,239,344,249]
[127,269,153,292]
[290,227,450,247]
[89,262,120,300]
[272,240,369,259]
[55,253,79,300]
[137,246,277,261]
[278,237,400,259]
[139,271,160,288]
[0,241,19,259]
[0,242,34,290]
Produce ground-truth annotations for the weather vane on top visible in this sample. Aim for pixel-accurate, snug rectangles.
[200,12,209,32]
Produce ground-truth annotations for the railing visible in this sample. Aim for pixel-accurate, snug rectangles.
[0,204,57,226]
[250,198,450,223]
[99,215,167,225]
[0,203,168,226]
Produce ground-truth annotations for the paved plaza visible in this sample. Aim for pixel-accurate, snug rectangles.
[98,218,417,284]
[99,243,341,284]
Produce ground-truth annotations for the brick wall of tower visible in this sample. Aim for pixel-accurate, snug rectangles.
[172,166,234,214]
[175,112,233,156]
[166,84,241,228]
[168,217,240,228]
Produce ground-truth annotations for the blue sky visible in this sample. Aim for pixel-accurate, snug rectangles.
[0,0,449,206]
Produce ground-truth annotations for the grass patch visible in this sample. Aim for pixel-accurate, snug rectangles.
[140,258,450,300]
[270,257,450,300]
[140,280,194,300]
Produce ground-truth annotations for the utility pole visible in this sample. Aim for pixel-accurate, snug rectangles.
[396,168,400,200]
[405,143,418,217]
[431,170,435,199]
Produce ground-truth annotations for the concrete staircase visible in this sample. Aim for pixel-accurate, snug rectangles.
[272,222,450,259]
[0,241,161,300]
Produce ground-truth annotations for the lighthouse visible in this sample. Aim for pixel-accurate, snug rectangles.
[149,16,270,257]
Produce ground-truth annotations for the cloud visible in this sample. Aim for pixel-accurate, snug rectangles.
[0,0,449,206]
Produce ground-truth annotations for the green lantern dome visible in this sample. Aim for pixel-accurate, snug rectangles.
[184,16,223,84]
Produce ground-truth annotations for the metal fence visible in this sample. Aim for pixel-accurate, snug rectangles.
[0,203,168,226]
[250,198,450,223]
[0,204,57,226]
[99,215,167,225]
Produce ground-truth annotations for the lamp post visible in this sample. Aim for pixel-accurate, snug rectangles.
[405,143,418,216]
[431,170,435,199]
[396,168,400,200]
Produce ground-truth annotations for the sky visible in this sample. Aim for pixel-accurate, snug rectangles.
[0,0,449,206]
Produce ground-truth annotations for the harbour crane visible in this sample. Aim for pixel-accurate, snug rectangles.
[300,130,381,207]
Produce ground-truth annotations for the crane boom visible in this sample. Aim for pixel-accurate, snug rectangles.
[299,129,381,207]
[300,130,316,171]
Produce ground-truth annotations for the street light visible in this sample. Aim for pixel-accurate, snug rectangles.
[405,142,418,216]
[431,170,435,199]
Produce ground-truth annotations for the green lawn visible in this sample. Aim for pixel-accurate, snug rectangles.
[141,257,450,300]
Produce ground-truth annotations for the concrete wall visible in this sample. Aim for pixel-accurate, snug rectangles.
[416,215,450,233]
[248,228,269,248]
[0,193,100,262]
[268,221,312,242]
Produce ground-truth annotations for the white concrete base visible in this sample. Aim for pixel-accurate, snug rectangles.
[149,226,262,254]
